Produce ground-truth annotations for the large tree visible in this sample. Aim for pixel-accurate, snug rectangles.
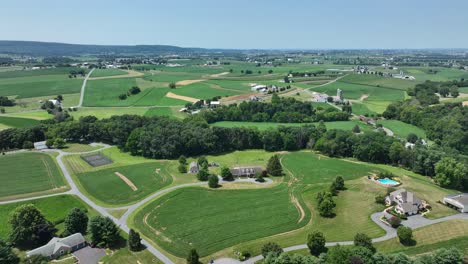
[353,233,376,253]
[318,197,335,217]
[63,208,88,236]
[128,229,141,251]
[397,226,413,245]
[261,242,283,258]
[208,175,219,188]
[187,249,200,264]
[220,166,234,181]
[0,239,19,264]
[307,231,327,256]
[88,216,120,248]
[9,204,56,248]
[435,157,467,189]
[267,155,283,176]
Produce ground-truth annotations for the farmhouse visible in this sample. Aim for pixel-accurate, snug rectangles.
[386,189,423,216]
[210,101,221,108]
[27,233,86,259]
[189,161,199,174]
[230,166,263,177]
[443,194,468,213]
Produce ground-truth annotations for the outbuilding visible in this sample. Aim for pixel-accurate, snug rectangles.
[443,194,468,213]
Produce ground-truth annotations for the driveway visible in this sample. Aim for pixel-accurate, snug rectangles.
[73,246,106,264]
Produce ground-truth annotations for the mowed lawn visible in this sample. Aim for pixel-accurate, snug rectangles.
[0,195,97,240]
[90,68,127,78]
[133,185,305,257]
[76,162,172,206]
[0,152,67,200]
[0,116,41,129]
[377,120,427,139]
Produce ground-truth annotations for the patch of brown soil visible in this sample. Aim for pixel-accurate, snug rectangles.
[176,79,204,86]
[114,172,138,191]
[88,70,144,80]
[165,92,199,103]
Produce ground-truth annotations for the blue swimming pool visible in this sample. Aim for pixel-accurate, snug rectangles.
[378,178,399,185]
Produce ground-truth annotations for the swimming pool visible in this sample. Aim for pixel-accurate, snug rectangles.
[377,178,400,185]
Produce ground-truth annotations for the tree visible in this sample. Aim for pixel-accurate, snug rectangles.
[178,155,187,165]
[352,124,361,134]
[88,216,120,248]
[63,208,88,236]
[197,156,208,167]
[178,164,187,173]
[25,254,48,264]
[388,141,405,165]
[450,86,459,98]
[397,226,413,245]
[334,176,345,190]
[439,86,450,97]
[9,204,56,248]
[220,166,234,181]
[54,138,66,149]
[22,141,33,149]
[374,194,386,205]
[406,133,418,144]
[118,93,127,100]
[434,157,467,189]
[197,168,209,181]
[307,231,327,256]
[186,249,199,264]
[353,233,376,253]
[0,239,19,264]
[432,247,462,263]
[169,82,176,89]
[261,242,283,257]
[45,138,54,148]
[0,107,4,114]
[208,174,219,188]
[388,216,401,228]
[267,155,283,176]
[128,229,141,251]
[318,197,335,217]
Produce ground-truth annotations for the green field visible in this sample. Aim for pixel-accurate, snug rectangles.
[171,82,242,99]
[377,120,427,139]
[0,152,67,200]
[91,68,127,77]
[340,74,417,90]
[133,185,306,257]
[0,195,97,239]
[76,162,172,206]
[0,115,40,129]
[211,120,373,132]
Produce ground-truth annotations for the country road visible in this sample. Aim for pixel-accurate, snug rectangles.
[77,68,95,107]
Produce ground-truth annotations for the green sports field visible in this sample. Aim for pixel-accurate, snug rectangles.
[0,195,97,240]
[0,152,67,200]
[76,162,172,206]
[133,185,306,257]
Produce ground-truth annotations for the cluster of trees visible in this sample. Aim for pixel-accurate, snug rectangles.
[68,69,86,78]
[119,86,141,100]
[315,177,344,218]
[200,95,349,123]
[43,56,75,64]
[406,81,460,105]
[0,96,15,106]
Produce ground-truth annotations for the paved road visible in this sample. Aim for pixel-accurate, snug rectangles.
[77,68,95,107]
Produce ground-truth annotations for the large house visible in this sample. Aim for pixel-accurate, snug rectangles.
[27,233,86,259]
[386,189,423,216]
[230,166,263,177]
[443,194,468,213]
[189,161,199,174]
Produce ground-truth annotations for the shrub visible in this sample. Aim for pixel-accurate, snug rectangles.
[375,194,386,205]
[208,175,219,188]
[397,226,413,245]
[118,93,127,100]
[261,242,283,257]
[178,164,187,173]
[388,216,401,228]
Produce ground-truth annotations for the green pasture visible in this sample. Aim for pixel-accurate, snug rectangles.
[377,120,427,139]
[70,107,148,119]
[171,82,242,99]
[76,162,172,206]
[401,67,468,82]
[0,152,67,200]
[90,68,127,77]
[211,120,373,132]
[0,116,40,128]
[340,74,416,90]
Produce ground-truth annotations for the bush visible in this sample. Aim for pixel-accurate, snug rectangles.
[261,242,283,257]
[118,94,127,100]
[208,175,219,188]
[178,164,187,173]
[197,169,209,181]
[397,226,413,245]
[22,141,33,149]
[375,194,386,205]
[388,216,401,228]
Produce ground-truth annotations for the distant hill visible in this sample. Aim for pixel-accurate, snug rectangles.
[0,40,214,56]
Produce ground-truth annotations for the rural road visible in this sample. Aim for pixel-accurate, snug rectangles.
[77,68,95,107]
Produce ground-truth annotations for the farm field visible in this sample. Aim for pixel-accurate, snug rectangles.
[1,93,80,113]
[132,185,307,257]
[211,120,373,132]
[376,120,427,139]
[0,115,40,129]
[70,107,148,119]
[401,67,468,82]
[0,195,97,239]
[90,68,127,77]
[0,152,67,201]
[76,162,172,206]
[340,74,417,90]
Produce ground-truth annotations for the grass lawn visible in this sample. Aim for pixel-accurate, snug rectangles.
[376,120,427,139]
[70,107,148,119]
[340,74,416,90]
[0,115,40,128]
[171,82,242,99]
[0,195,98,240]
[375,220,468,255]
[76,162,172,206]
[0,152,67,201]
[91,69,128,78]
[101,247,161,264]
[132,185,306,257]
[61,143,103,153]
[1,93,80,114]
[144,107,186,119]
[211,120,373,132]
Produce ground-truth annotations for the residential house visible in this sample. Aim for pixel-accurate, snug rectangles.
[386,189,423,216]
[189,161,199,174]
[27,233,86,259]
[230,166,263,177]
[443,194,468,213]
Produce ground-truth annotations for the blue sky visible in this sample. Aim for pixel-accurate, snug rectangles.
[2,0,467,49]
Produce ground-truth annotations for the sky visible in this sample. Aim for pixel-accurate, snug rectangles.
[2,0,468,49]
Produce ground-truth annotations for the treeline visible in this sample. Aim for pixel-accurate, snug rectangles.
[0,96,15,106]
[200,95,350,123]
[407,81,460,105]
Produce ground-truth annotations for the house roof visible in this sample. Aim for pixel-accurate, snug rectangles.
[445,193,468,207]
[189,161,199,169]
[27,233,85,257]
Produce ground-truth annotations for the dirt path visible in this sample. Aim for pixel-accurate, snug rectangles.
[88,70,144,80]
[165,92,199,103]
[175,79,204,86]
[115,172,138,191]
[209,71,230,78]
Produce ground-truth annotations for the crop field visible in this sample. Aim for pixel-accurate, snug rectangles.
[83,78,186,107]
[401,67,468,82]
[171,82,243,99]
[0,68,84,98]
[211,120,373,132]
[0,195,97,239]
[376,120,427,139]
[90,68,127,77]
[0,115,40,128]
[133,185,306,257]
[70,107,148,119]
[0,152,67,200]
[340,74,417,90]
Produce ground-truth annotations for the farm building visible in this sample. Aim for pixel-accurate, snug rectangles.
[443,194,468,213]
[251,84,267,91]
[48,99,61,107]
[189,161,199,174]
[210,101,221,108]
[230,166,264,177]
[386,189,423,216]
[34,141,48,150]
[27,233,86,259]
